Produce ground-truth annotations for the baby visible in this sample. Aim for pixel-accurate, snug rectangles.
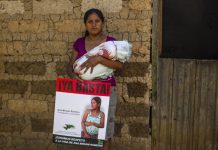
[73,41,132,80]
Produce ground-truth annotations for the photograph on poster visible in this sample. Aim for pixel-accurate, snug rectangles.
[81,96,105,139]
[53,90,109,140]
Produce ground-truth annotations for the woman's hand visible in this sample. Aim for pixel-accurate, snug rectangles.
[80,55,101,74]
[73,72,83,81]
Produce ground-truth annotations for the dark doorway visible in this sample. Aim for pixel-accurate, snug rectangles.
[161,0,218,59]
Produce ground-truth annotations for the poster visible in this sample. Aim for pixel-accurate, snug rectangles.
[53,78,111,148]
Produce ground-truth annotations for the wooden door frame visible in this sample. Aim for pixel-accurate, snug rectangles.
[151,0,162,149]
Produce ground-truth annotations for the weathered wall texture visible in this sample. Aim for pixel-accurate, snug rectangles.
[0,0,152,149]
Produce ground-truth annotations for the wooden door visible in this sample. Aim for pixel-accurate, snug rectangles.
[152,59,218,150]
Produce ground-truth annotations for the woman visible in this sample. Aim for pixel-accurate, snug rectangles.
[81,97,105,139]
[68,8,123,150]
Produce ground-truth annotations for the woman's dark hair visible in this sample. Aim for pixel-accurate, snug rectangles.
[84,8,105,36]
[92,97,101,105]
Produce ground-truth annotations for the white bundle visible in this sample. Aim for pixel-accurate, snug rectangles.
[73,40,132,80]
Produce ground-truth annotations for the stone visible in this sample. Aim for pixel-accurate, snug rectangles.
[0,135,7,148]
[112,141,149,150]
[127,82,148,97]
[139,42,150,54]
[31,81,56,95]
[31,118,53,132]
[121,124,129,134]
[50,14,61,22]
[0,80,28,94]
[0,117,27,132]
[140,33,151,42]
[73,6,83,19]
[114,123,123,137]
[4,62,46,75]
[57,144,86,150]
[122,32,129,40]
[23,11,33,20]
[131,41,142,52]
[30,33,37,41]
[7,41,24,55]
[116,103,149,117]
[115,62,149,77]
[25,41,67,55]
[47,142,58,150]
[128,0,151,10]
[68,32,82,43]
[33,0,74,14]
[116,83,123,95]
[12,137,49,150]
[24,0,33,11]
[130,33,141,41]
[107,19,150,33]
[136,10,152,20]
[119,8,129,19]
[1,31,12,41]
[0,59,4,74]
[55,20,84,33]
[81,0,122,13]
[128,10,138,19]
[129,123,149,137]
[52,32,63,41]
[0,42,7,55]
[56,61,68,76]
[0,97,2,110]
[137,19,151,33]
[8,100,48,113]
[20,33,31,41]
[8,20,48,33]
[36,32,50,40]
[13,42,24,55]
[0,1,24,15]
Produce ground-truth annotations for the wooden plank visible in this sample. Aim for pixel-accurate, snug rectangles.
[195,61,210,150]
[170,59,185,150]
[151,0,162,149]
[184,61,197,150]
[156,59,218,150]
[181,60,196,150]
[170,60,196,150]
[214,62,218,150]
[165,59,173,150]
[155,59,218,150]
[192,61,201,150]
[203,61,217,150]
[157,58,173,150]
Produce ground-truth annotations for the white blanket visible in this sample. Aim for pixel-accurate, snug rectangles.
[73,41,132,80]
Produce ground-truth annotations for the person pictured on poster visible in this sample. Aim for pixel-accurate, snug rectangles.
[81,97,105,139]
[67,8,130,150]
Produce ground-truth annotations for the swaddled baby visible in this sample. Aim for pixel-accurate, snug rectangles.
[73,41,132,80]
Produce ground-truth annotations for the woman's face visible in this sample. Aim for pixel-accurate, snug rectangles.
[85,13,104,36]
[91,99,100,110]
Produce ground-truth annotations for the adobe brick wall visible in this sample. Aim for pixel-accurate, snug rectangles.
[0,0,152,149]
